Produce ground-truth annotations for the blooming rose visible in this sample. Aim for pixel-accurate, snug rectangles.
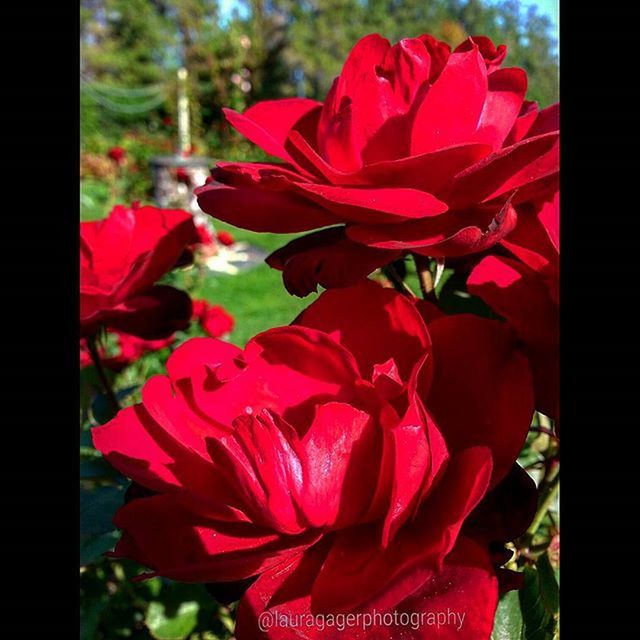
[93,280,535,638]
[176,167,191,185]
[80,204,198,339]
[196,33,559,296]
[216,230,235,246]
[192,299,235,337]
[107,146,126,165]
[194,223,215,247]
[468,190,559,421]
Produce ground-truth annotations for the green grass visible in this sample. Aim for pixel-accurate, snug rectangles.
[175,219,317,347]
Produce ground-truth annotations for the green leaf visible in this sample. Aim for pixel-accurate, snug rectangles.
[492,590,525,640]
[146,600,200,640]
[80,485,125,566]
[536,553,560,615]
[519,567,557,640]
[91,385,138,424]
[80,594,109,640]
[80,530,120,566]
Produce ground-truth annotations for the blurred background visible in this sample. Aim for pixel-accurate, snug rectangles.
[80,2,559,639]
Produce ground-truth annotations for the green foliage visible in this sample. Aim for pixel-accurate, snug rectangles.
[80,0,558,146]
[492,591,525,640]
[518,564,559,640]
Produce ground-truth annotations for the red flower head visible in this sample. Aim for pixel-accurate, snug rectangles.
[216,230,235,246]
[107,146,126,165]
[80,204,198,340]
[194,223,215,247]
[192,299,235,337]
[196,33,559,296]
[176,167,191,185]
[93,281,536,639]
[468,189,559,421]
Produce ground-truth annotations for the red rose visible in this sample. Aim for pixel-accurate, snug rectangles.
[93,281,535,639]
[107,146,126,165]
[196,33,558,295]
[80,204,198,340]
[216,230,235,246]
[468,190,559,421]
[176,167,191,185]
[192,299,235,337]
[194,223,215,246]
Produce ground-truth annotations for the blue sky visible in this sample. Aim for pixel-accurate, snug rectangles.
[219,0,558,31]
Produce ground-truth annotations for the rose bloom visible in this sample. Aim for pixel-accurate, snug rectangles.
[468,189,559,422]
[80,204,198,340]
[216,230,235,246]
[176,167,191,185]
[196,33,559,296]
[192,299,235,337]
[94,281,536,639]
[107,146,126,165]
[194,223,215,247]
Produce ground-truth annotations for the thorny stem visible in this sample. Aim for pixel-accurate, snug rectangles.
[526,472,560,540]
[86,334,121,415]
[413,253,436,301]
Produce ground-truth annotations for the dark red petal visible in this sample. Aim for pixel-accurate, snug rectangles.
[456,35,507,72]
[112,493,319,583]
[467,255,558,420]
[266,227,401,297]
[236,536,497,639]
[472,67,527,150]
[424,313,534,485]
[170,326,364,432]
[444,132,559,209]
[223,99,322,164]
[310,446,492,613]
[195,180,336,233]
[410,47,487,154]
[292,182,448,225]
[346,200,517,258]
[526,102,559,138]
[94,285,192,340]
[294,402,381,528]
[295,279,430,382]
[465,463,537,545]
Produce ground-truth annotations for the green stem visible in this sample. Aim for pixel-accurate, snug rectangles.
[86,335,121,415]
[412,253,436,301]
[525,470,560,541]
[382,264,416,297]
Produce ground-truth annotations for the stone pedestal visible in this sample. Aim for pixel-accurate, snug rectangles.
[150,155,214,225]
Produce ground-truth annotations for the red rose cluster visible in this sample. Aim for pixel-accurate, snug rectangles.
[80,203,197,340]
[196,33,558,297]
[88,32,558,640]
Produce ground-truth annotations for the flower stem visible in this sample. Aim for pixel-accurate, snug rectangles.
[382,264,416,297]
[86,335,121,415]
[526,471,560,539]
[413,254,436,301]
